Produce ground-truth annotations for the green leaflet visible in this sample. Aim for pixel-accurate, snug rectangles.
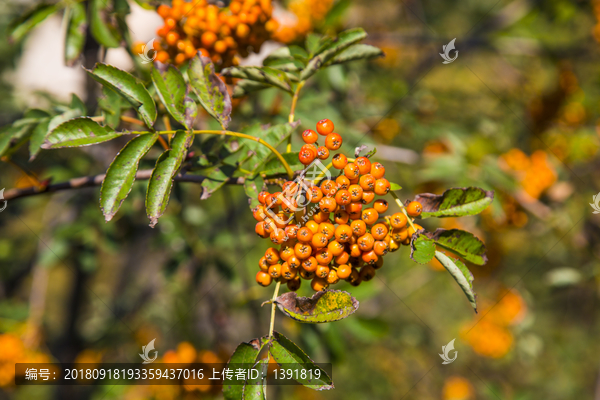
[223,338,263,400]
[101,133,158,221]
[242,122,299,172]
[325,43,384,66]
[188,54,232,129]
[243,175,265,210]
[221,66,293,92]
[42,118,122,148]
[427,228,487,265]
[151,63,197,129]
[232,80,271,98]
[414,187,494,218]
[435,251,477,312]
[270,331,333,390]
[29,118,50,160]
[300,28,367,80]
[87,63,157,127]
[410,232,436,264]
[64,3,87,66]
[273,290,359,323]
[145,130,193,227]
[8,3,60,42]
[89,0,121,48]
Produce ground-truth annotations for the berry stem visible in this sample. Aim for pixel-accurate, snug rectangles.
[287,80,306,153]
[390,191,417,232]
[129,129,295,179]
[268,281,281,339]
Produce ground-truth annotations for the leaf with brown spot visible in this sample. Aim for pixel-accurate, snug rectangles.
[413,187,494,219]
[273,289,358,323]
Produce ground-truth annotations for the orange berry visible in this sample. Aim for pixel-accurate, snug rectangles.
[350,243,362,258]
[325,133,342,150]
[214,40,227,53]
[294,243,313,259]
[336,264,352,279]
[357,233,375,251]
[311,233,329,249]
[359,174,376,191]
[311,277,328,291]
[354,157,371,175]
[318,222,335,239]
[319,197,337,213]
[361,208,379,225]
[361,191,375,204]
[166,31,180,45]
[350,220,367,237]
[391,228,409,242]
[374,199,388,213]
[236,23,250,38]
[374,179,391,195]
[335,175,350,190]
[284,225,298,240]
[316,146,330,160]
[371,162,386,179]
[315,248,333,265]
[334,190,351,206]
[256,271,272,286]
[255,221,268,237]
[332,153,348,169]
[299,148,316,165]
[348,184,363,202]
[406,201,423,217]
[301,256,318,272]
[258,256,270,271]
[174,53,187,64]
[390,212,408,229]
[201,31,217,47]
[373,241,389,256]
[312,210,330,224]
[280,262,297,280]
[316,119,334,135]
[302,129,318,144]
[334,224,353,243]
[300,269,315,280]
[327,240,345,256]
[334,251,350,265]
[268,263,281,278]
[344,163,360,179]
[265,247,280,264]
[310,186,324,203]
[315,265,330,279]
[334,210,350,225]
[371,223,388,240]
[156,51,170,63]
[287,255,301,269]
[326,269,340,284]
[297,227,314,243]
[158,5,171,18]
[320,179,336,196]
[305,220,319,234]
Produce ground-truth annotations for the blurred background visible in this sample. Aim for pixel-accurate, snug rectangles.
[1,0,599,399]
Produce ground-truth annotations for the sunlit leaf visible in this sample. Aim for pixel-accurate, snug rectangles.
[326,43,384,66]
[42,118,122,148]
[151,62,197,129]
[222,66,293,92]
[426,228,487,265]
[435,251,477,312]
[224,338,263,400]
[272,290,359,323]
[410,232,436,264]
[188,54,232,129]
[414,187,495,218]
[89,0,121,48]
[64,3,87,66]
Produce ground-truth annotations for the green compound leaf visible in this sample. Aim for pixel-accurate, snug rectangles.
[270,331,333,390]
[101,133,158,222]
[89,0,121,48]
[326,43,384,66]
[273,289,359,323]
[99,87,124,129]
[243,175,265,210]
[64,2,87,66]
[42,118,122,148]
[222,66,292,92]
[300,28,367,80]
[260,152,304,176]
[198,165,235,200]
[435,250,477,312]
[414,187,494,219]
[8,2,60,42]
[410,231,436,264]
[188,54,232,129]
[151,62,197,129]
[243,122,300,172]
[87,63,157,127]
[223,338,263,400]
[146,130,193,227]
[426,228,487,265]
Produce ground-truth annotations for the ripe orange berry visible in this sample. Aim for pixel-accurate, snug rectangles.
[302,129,318,144]
[327,240,345,256]
[346,202,362,215]
[371,162,385,179]
[374,179,391,195]
[299,148,316,165]
[361,208,379,225]
[406,201,423,217]
[287,255,300,269]
[350,220,367,237]
[280,262,297,279]
[301,256,318,272]
[391,227,408,242]
[236,23,250,38]
[319,222,335,239]
[332,153,348,169]
[311,277,329,291]
[158,5,171,18]
[374,199,388,213]
[310,186,323,203]
[361,191,375,204]
[268,263,281,278]
[334,224,353,243]
[165,17,177,29]
[315,265,330,279]
[252,205,265,221]
[294,243,312,259]
[325,133,342,150]
[270,229,287,244]
[166,31,180,45]
[265,247,280,264]
[287,277,301,291]
[359,174,376,191]
[312,210,330,224]
[320,180,336,196]
[297,227,313,243]
[284,225,298,240]
[255,221,268,237]
[311,233,328,248]
[334,210,349,225]
[335,175,350,190]
[355,157,371,175]
[371,223,388,240]
[256,271,272,286]
[334,190,351,206]
[407,223,424,238]
[319,197,337,213]
[280,245,294,261]
[156,51,170,63]
[390,212,408,229]
[258,191,269,204]
[305,220,319,234]
[373,241,389,256]
[350,243,362,258]
[200,31,217,47]
[174,53,187,65]
[258,256,270,271]
[344,163,360,179]
[336,264,352,279]
[315,247,333,264]
[316,119,334,136]
[334,251,350,265]
[316,146,330,160]
[326,269,340,284]
[214,40,227,53]
[357,233,375,251]
[348,184,363,202]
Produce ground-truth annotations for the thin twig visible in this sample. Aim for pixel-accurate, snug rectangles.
[3,170,245,201]
[287,80,305,153]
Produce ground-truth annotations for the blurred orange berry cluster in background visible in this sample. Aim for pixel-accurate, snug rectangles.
[461,289,527,358]
[151,0,279,67]
[272,0,334,43]
[500,149,557,200]
[0,332,50,387]
[442,376,474,400]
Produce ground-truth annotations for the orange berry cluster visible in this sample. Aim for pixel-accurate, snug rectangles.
[154,0,278,66]
[253,119,424,291]
[500,149,556,199]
